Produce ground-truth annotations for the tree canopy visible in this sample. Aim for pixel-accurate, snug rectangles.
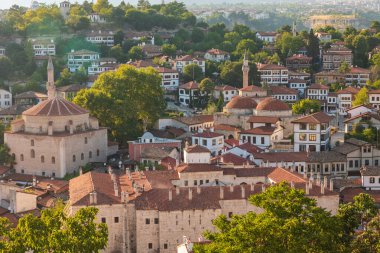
[73,65,166,143]
[0,203,108,252]
[352,87,369,107]
[292,99,321,115]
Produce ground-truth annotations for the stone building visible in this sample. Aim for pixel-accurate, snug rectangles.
[4,57,108,178]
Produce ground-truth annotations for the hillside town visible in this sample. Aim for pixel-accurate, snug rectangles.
[0,0,380,252]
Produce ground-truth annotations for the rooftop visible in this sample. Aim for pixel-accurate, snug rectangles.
[291,111,333,124]
[23,97,88,117]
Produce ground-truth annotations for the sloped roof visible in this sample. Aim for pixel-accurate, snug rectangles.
[179,81,199,90]
[270,86,298,95]
[23,97,88,116]
[185,145,210,153]
[239,85,265,92]
[247,116,280,124]
[291,112,333,124]
[240,126,276,135]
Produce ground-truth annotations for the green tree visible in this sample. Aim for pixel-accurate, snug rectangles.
[195,183,344,253]
[216,92,224,112]
[199,78,215,94]
[114,30,125,46]
[72,67,88,85]
[307,29,320,68]
[74,65,166,143]
[292,99,321,114]
[352,35,369,67]
[0,57,13,80]
[351,215,380,253]
[162,44,177,57]
[275,32,305,59]
[235,39,258,56]
[0,203,108,252]
[110,45,126,63]
[191,28,205,43]
[128,46,143,61]
[352,87,369,106]
[56,68,72,87]
[339,61,351,74]
[183,64,203,82]
[93,0,112,18]
[219,61,260,87]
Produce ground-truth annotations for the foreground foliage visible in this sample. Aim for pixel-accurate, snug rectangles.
[0,203,108,252]
[194,183,379,253]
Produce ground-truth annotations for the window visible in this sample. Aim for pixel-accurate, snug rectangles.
[31,140,34,146]
[202,139,207,146]
[145,218,150,224]
[299,134,307,141]
[73,155,76,162]
[148,243,153,249]
[81,153,84,160]
[228,212,233,218]
[309,124,317,130]
[212,139,216,146]
[154,218,159,224]
[261,137,265,144]
[101,217,106,223]
[164,243,168,249]
[97,149,100,156]
[309,134,316,141]
[300,123,307,130]
[89,151,92,158]
[349,160,353,168]
[370,177,375,184]
[376,160,379,166]
[200,180,203,185]
[114,217,119,223]
[30,149,35,158]
[355,160,359,167]
[84,137,88,144]
[184,180,188,186]
[51,156,55,164]
[42,172,45,176]
[41,156,45,163]
[20,154,24,161]
[52,173,55,177]
[194,180,197,186]
[365,160,370,166]
[21,169,24,174]
[299,145,307,151]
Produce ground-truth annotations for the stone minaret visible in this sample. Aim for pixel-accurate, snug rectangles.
[292,21,297,37]
[242,51,250,88]
[47,56,56,99]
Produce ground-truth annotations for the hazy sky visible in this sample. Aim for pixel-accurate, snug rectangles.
[0,0,167,9]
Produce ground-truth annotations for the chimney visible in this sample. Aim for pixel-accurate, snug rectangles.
[114,182,119,197]
[220,187,224,199]
[188,188,192,200]
[168,189,172,201]
[196,186,201,194]
[305,182,310,195]
[320,182,325,195]
[229,185,234,192]
[176,186,180,195]
[250,184,255,191]
[324,176,328,188]
[241,185,246,198]
[329,179,334,191]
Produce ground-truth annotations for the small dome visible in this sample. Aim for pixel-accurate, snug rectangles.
[23,97,88,116]
[225,96,257,109]
[256,97,289,111]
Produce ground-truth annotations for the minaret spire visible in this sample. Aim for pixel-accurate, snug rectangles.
[242,50,250,88]
[47,56,56,99]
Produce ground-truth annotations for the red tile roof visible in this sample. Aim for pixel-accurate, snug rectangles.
[69,172,121,206]
[23,97,88,116]
[286,54,312,61]
[185,145,210,153]
[239,85,264,92]
[291,111,333,124]
[368,89,380,94]
[206,48,228,55]
[225,96,257,109]
[192,131,224,138]
[224,139,240,147]
[255,152,309,162]
[268,167,306,183]
[336,86,360,95]
[258,63,287,70]
[220,153,251,165]
[175,115,213,125]
[179,81,199,90]
[214,85,237,91]
[240,126,276,135]
[349,67,370,74]
[308,83,329,90]
[235,142,263,154]
[247,116,280,124]
[176,163,222,173]
[256,97,289,111]
[270,86,298,95]
[214,124,240,131]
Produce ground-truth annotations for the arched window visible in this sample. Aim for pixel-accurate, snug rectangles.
[84,137,88,144]
[97,149,100,156]
[20,154,24,161]
[30,149,35,158]
[73,155,76,162]
[51,156,55,164]
[81,153,84,160]
[89,151,92,158]
[31,140,34,146]
[41,156,45,163]
[370,177,375,183]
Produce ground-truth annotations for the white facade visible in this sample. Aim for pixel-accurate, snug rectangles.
[31,39,55,56]
[178,86,206,107]
[213,86,238,102]
[288,80,307,96]
[173,56,205,73]
[293,121,331,152]
[369,91,380,109]
[272,93,298,103]
[192,132,224,156]
[204,49,230,62]
[157,68,179,91]
[256,32,277,43]
[88,13,106,23]
[0,89,12,109]
[258,65,288,85]
[86,30,114,47]
[306,86,328,100]
[0,47,5,56]
[67,50,100,72]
